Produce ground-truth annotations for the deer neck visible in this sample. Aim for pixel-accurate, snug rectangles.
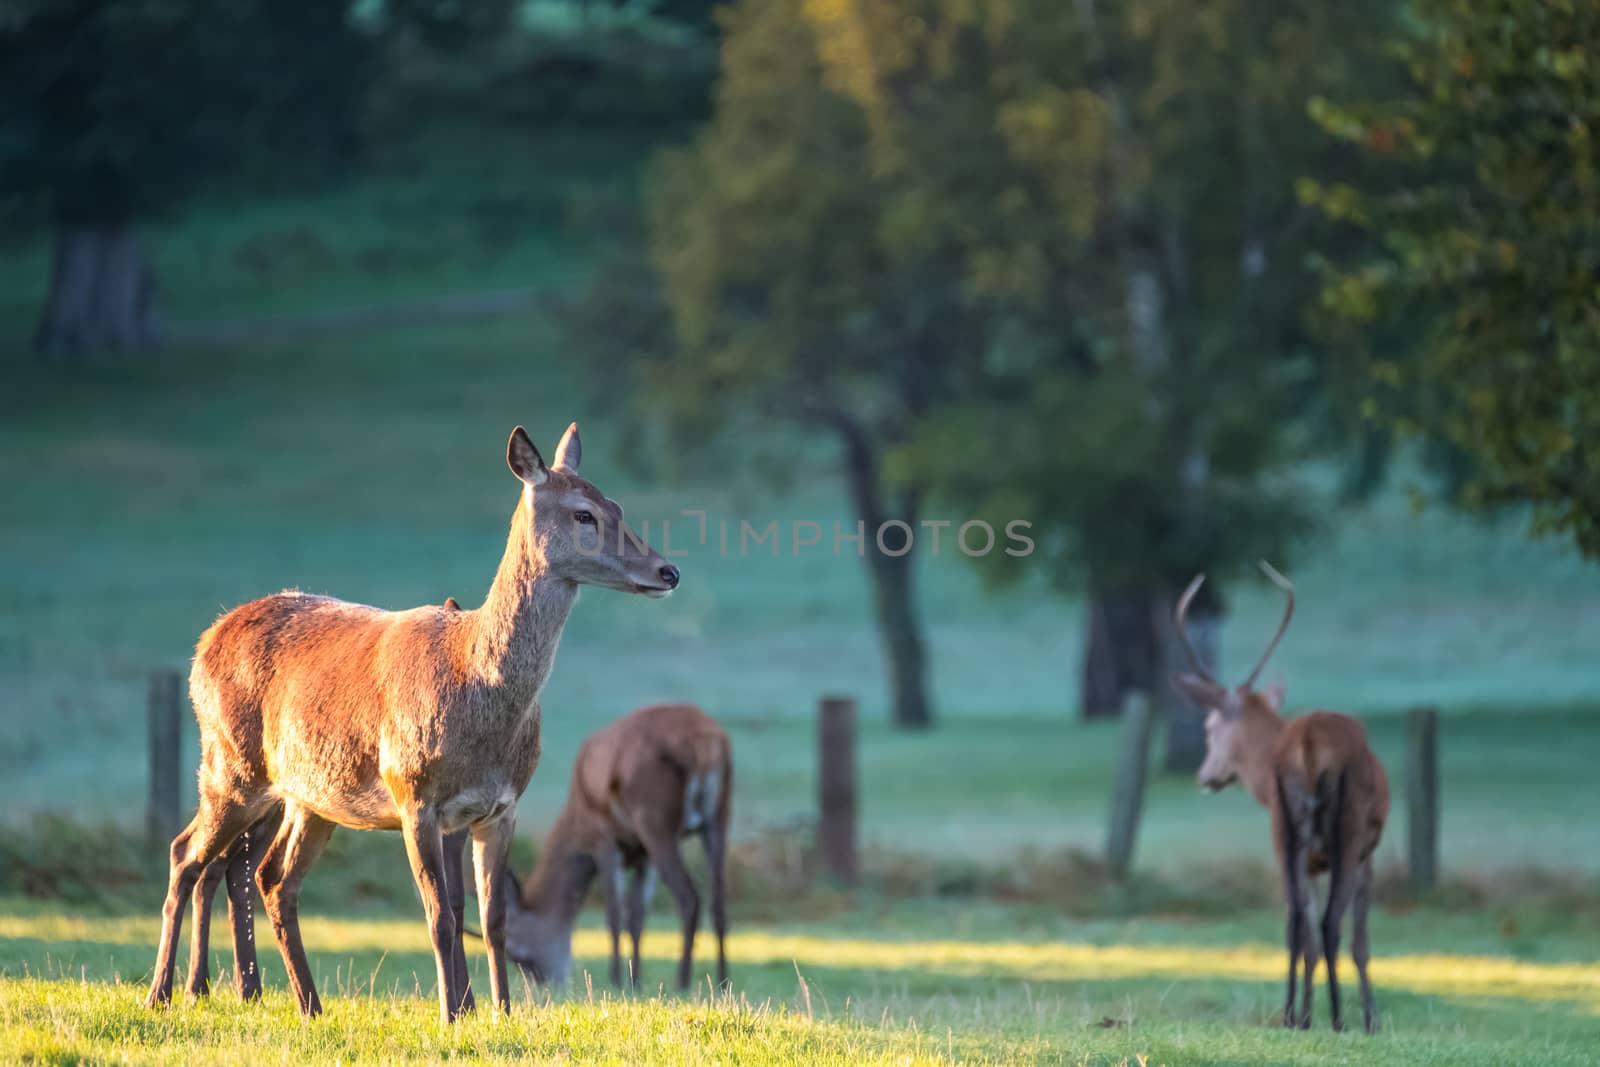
[470,491,578,708]
[1237,704,1287,809]
[524,814,600,927]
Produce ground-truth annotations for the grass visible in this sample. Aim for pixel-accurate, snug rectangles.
[0,123,664,335]
[3,893,1599,1065]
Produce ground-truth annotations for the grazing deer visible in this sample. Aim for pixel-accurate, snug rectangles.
[146,423,681,1023]
[1172,561,1389,1034]
[501,703,732,992]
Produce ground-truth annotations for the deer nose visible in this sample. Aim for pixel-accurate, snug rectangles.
[658,564,680,589]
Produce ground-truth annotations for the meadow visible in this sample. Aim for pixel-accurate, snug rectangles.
[5,889,1600,1065]
[3,130,1599,1065]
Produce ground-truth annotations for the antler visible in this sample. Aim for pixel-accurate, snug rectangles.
[1241,559,1295,690]
[1173,573,1219,683]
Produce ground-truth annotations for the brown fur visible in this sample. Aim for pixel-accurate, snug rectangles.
[183,593,476,1006]
[146,424,679,1023]
[503,704,733,991]
[1174,563,1389,1034]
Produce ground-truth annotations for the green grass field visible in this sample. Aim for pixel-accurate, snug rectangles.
[4,892,1599,1065]
[3,127,1599,1064]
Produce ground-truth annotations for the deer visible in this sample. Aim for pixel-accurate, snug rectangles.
[499,703,732,992]
[145,423,682,1024]
[181,595,473,1006]
[1171,560,1389,1034]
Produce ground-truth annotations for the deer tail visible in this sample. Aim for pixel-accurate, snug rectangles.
[682,731,728,833]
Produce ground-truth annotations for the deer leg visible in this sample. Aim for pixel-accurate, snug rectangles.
[256,805,335,1018]
[469,813,516,1016]
[184,854,228,999]
[641,829,699,992]
[1320,771,1355,1032]
[703,821,729,990]
[147,796,267,1008]
[1353,856,1377,1034]
[184,808,281,1002]
[398,803,463,1024]
[1299,881,1321,1029]
[597,848,624,988]
[227,807,284,1002]
[442,828,476,1014]
[1275,772,1317,1029]
[626,862,654,990]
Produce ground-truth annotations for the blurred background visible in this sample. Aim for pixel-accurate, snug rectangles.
[1,0,1596,899]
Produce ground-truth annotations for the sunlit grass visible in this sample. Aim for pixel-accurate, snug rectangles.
[1,982,1008,1067]
[4,902,1600,1066]
[5,909,1597,1011]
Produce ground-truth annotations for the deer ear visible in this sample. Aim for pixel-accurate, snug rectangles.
[1173,672,1228,714]
[507,426,548,487]
[552,422,582,473]
[1261,679,1285,712]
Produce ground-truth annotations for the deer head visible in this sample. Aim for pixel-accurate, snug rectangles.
[507,423,679,597]
[1172,560,1294,792]
[500,861,589,987]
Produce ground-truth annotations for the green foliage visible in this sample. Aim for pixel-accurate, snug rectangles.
[0,1,376,228]
[1306,0,1600,557]
[582,0,1398,601]
[906,0,1400,592]
[386,0,521,52]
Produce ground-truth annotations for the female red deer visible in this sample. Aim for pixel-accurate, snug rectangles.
[146,423,681,1023]
[1172,561,1389,1034]
[501,703,732,992]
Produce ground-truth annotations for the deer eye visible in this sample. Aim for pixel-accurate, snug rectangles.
[574,510,597,526]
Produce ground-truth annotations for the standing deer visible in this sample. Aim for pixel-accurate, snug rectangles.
[182,595,472,1006]
[146,423,681,1023]
[500,703,732,992]
[1172,561,1389,1034]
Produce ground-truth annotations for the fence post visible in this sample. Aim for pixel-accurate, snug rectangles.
[1105,691,1155,879]
[147,670,183,846]
[817,695,858,885]
[1406,705,1439,891]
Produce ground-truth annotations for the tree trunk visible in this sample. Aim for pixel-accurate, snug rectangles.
[1158,592,1221,773]
[1078,582,1221,771]
[1079,585,1158,719]
[34,226,159,361]
[832,415,934,730]
[864,536,932,729]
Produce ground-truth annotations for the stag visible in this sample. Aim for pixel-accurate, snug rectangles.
[146,423,680,1023]
[501,703,732,991]
[1172,561,1389,1034]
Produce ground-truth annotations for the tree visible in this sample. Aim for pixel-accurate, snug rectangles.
[0,1,374,359]
[575,0,1387,746]
[1305,0,1600,558]
[930,0,1397,767]
[575,0,1067,730]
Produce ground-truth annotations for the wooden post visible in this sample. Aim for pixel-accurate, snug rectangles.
[147,670,183,846]
[1406,705,1439,891]
[1105,692,1155,879]
[817,695,858,885]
